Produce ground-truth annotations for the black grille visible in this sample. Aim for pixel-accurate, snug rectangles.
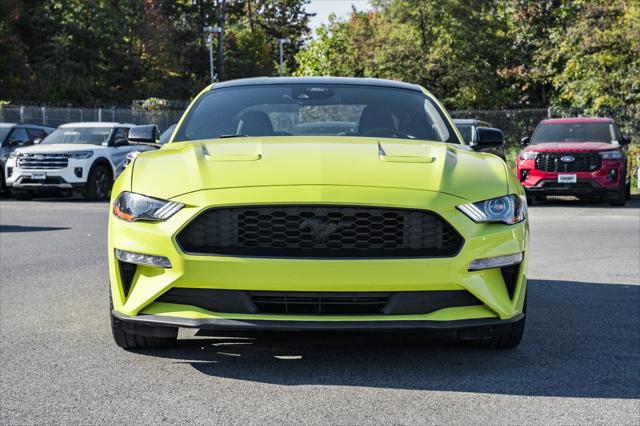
[251,292,389,315]
[155,288,483,315]
[17,153,69,169]
[535,152,601,172]
[176,205,463,258]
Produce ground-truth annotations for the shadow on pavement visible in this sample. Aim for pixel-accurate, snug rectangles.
[0,224,70,233]
[137,279,640,399]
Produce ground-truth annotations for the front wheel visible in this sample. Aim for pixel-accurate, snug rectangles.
[111,313,178,349]
[85,164,112,201]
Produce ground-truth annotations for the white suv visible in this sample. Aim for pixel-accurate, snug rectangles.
[5,122,154,200]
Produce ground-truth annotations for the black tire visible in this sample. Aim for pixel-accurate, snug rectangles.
[609,183,627,207]
[459,315,526,349]
[459,294,527,349]
[12,191,33,201]
[111,313,178,349]
[85,164,112,201]
[526,196,534,206]
[625,182,631,201]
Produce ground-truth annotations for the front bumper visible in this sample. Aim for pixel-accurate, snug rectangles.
[109,185,529,328]
[5,160,91,191]
[112,309,525,332]
[517,158,624,197]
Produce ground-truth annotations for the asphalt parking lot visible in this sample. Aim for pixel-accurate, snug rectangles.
[1,196,638,425]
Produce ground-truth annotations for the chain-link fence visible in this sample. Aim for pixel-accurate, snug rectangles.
[0,104,184,132]
[3,104,636,146]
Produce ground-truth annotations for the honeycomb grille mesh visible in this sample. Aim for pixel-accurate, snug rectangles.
[177,205,463,258]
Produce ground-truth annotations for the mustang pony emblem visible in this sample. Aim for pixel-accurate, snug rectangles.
[299,218,345,242]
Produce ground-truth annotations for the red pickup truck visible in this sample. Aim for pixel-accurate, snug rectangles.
[517,117,631,206]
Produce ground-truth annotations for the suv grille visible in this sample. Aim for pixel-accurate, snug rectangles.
[535,152,601,172]
[177,205,463,258]
[17,153,69,169]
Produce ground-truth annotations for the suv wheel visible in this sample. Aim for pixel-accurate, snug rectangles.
[12,191,33,201]
[85,164,112,201]
[610,173,627,207]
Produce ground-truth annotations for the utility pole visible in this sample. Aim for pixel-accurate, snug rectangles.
[217,0,227,81]
[277,38,291,76]
[203,26,221,83]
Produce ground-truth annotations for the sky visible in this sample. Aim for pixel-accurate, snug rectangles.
[306,0,372,35]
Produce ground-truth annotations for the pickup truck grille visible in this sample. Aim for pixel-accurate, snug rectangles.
[535,152,601,172]
[176,205,464,258]
[16,153,69,169]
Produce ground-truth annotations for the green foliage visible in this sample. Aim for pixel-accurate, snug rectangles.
[0,0,313,104]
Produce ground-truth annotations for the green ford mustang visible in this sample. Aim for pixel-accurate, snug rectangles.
[109,77,528,349]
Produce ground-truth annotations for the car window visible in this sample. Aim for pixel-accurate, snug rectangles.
[455,124,473,144]
[7,128,30,145]
[531,122,614,144]
[41,127,112,145]
[0,128,10,143]
[112,128,129,146]
[174,84,458,144]
[28,128,47,141]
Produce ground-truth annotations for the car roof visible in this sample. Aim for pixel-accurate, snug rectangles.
[0,123,54,130]
[542,117,613,124]
[58,122,135,128]
[211,76,424,92]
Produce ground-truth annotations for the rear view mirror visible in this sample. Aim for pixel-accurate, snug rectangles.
[473,128,504,150]
[129,125,159,144]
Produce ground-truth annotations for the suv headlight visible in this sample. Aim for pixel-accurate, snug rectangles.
[67,151,94,159]
[458,194,527,225]
[599,150,622,160]
[519,151,538,160]
[8,151,18,159]
[113,191,183,222]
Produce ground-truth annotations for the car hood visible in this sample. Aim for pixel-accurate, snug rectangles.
[131,137,508,201]
[15,143,104,154]
[524,142,617,152]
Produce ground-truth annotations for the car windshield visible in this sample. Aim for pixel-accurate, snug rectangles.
[174,84,458,143]
[531,122,615,144]
[41,127,112,145]
[455,124,473,144]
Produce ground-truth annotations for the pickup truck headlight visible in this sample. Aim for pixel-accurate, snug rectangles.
[519,151,538,160]
[599,150,622,160]
[458,194,527,225]
[67,151,94,159]
[113,191,183,222]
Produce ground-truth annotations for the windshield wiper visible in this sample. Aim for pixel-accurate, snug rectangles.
[218,134,248,139]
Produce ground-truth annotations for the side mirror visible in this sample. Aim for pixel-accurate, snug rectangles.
[620,135,631,146]
[520,136,530,147]
[33,138,43,144]
[128,125,159,144]
[473,127,504,150]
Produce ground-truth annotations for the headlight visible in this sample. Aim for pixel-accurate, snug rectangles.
[113,191,183,222]
[599,150,622,160]
[8,151,18,158]
[458,194,527,225]
[67,151,94,159]
[519,151,538,160]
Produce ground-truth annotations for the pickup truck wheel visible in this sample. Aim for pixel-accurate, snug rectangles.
[85,164,111,201]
